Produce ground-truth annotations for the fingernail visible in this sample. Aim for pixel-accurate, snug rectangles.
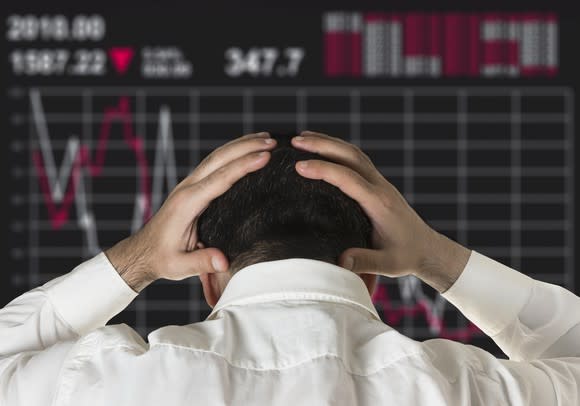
[293,136,305,141]
[253,151,268,163]
[343,257,354,270]
[212,257,227,272]
[263,138,275,144]
[297,161,308,169]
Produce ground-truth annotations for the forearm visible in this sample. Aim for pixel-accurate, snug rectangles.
[0,253,138,357]
[414,230,472,293]
[0,289,78,356]
[0,252,142,404]
[104,237,158,293]
[434,240,580,360]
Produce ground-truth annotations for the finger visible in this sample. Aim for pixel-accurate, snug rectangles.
[241,131,271,139]
[295,159,380,215]
[292,131,382,184]
[297,130,358,153]
[221,131,271,146]
[300,130,361,150]
[172,247,229,279]
[179,133,276,188]
[186,150,271,214]
[300,130,351,144]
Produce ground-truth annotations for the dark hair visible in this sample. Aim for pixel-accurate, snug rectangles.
[197,132,373,274]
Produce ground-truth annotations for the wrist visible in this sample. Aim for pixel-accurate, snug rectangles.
[104,237,157,293]
[415,230,472,293]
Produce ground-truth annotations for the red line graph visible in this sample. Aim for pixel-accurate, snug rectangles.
[371,283,481,341]
[32,96,152,229]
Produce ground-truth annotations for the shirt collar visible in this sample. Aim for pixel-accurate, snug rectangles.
[206,258,381,321]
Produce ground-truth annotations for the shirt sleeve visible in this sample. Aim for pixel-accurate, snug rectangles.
[435,249,580,404]
[0,252,139,404]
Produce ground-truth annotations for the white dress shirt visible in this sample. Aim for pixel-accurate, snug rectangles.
[1,250,579,405]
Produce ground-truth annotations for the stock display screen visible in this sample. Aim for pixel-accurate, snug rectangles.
[1,2,578,356]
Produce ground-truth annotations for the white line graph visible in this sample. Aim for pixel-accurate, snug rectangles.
[29,90,179,255]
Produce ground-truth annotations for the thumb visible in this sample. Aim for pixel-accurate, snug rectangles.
[338,248,385,275]
[172,247,229,279]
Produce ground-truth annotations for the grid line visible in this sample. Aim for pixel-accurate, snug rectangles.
[511,90,522,271]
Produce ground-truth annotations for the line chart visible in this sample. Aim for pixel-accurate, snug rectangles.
[8,86,574,350]
[29,90,181,255]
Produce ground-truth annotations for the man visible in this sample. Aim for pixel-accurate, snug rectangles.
[0,131,578,405]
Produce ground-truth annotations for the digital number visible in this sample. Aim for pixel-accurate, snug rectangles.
[6,15,105,41]
[224,47,305,78]
[70,15,105,41]
[10,49,106,76]
[69,49,106,75]
[10,49,69,75]
[284,47,305,76]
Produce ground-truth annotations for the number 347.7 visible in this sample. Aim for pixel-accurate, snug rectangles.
[224,47,305,78]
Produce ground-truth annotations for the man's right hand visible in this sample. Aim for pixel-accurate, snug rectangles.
[291,130,472,293]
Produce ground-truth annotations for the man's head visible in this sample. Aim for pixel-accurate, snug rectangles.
[197,133,378,307]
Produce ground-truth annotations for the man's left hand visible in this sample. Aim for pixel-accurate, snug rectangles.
[104,132,277,292]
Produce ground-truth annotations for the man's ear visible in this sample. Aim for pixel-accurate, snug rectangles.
[199,272,231,308]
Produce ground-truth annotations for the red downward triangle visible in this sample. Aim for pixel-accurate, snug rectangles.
[108,47,135,75]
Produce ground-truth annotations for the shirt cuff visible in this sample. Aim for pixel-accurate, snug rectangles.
[43,252,139,336]
[442,250,536,337]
